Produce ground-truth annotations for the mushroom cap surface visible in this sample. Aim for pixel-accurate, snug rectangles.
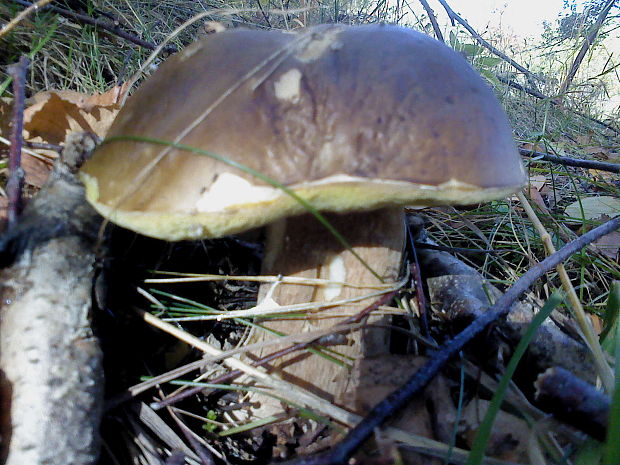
[80,24,526,240]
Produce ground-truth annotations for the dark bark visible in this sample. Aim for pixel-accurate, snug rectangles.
[535,366,609,441]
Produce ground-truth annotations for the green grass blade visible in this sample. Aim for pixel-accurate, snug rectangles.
[603,293,620,465]
[102,135,383,281]
[465,292,563,465]
[600,281,620,354]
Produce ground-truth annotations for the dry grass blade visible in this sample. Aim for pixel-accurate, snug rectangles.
[517,190,614,392]
[0,0,53,38]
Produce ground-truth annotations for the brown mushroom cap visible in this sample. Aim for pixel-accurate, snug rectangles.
[80,24,526,241]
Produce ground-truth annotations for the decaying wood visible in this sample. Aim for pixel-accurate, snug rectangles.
[409,215,597,383]
[0,132,103,465]
[247,209,403,416]
[535,366,609,441]
[425,274,596,383]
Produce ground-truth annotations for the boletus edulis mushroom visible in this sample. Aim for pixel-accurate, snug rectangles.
[80,24,526,418]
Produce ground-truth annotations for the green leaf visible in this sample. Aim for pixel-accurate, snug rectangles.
[564,196,620,222]
[460,43,485,57]
[477,56,503,69]
[574,438,603,465]
[449,31,458,48]
[479,68,501,88]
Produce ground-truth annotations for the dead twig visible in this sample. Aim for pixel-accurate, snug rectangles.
[518,191,612,392]
[557,0,617,102]
[417,0,443,42]
[435,0,540,86]
[6,56,29,227]
[8,0,177,53]
[535,366,609,441]
[520,147,620,173]
[497,74,620,134]
[282,214,620,465]
[147,291,397,411]
[0,0,54,38]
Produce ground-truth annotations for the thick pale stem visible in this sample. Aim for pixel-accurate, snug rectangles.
[247,208,404,412]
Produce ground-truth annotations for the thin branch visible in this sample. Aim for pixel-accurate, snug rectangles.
[147,291,397,411]
[6,56,29,227]
[520,147,620,173]
[557,0,617,101]
[8,0,177,53]
[417,0,443,42]
[281,214,620,465]
[497,74,620,134]
[435,0,541,86]
[518,191,613,392]
[256,0,272,27]
[0,0,54,38]
[535,366,609,441]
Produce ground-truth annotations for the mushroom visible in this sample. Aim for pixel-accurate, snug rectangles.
[80,24,525,413]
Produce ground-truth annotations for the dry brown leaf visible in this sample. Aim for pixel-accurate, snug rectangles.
[590,314,603,335]
[22,155,53,188]
[520,142,545,153]
[589,168,618,183]
[27,83,130,111]
[527,184,548,211]
[576,134,594,146]
[24,89,123,145]
[0,98,12,138]
[591,230,620,260]
[0,196,7,222]
[583,145,609,157]
[461,399,530,463]
[526,175,548,211]
[2,85,127,190]
[1,99,54,188]
[529,174,547,191]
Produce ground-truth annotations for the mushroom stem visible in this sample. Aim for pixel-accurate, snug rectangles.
[248,208,404,413]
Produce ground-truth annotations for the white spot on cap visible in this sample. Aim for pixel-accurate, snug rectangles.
[274,68,302,103]
[296,28,343,62]
[195,173,280,212]
[179,42,202,61]
[323,255,346,301]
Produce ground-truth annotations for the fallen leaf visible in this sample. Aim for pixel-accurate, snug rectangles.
[0,196,7,222]
[461,399,530,463]
[2,85,126,190]
[589,168,618,183]
[524,175,549,211]
[520,142,545,153]
[22,154,53,188]
[527,184,548,211]
[590,314,603,335]
[582,145,609,158]
[564,196,620,222]
[24,90,122,145]
[591,230,620,260]
[0,98,12,138]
